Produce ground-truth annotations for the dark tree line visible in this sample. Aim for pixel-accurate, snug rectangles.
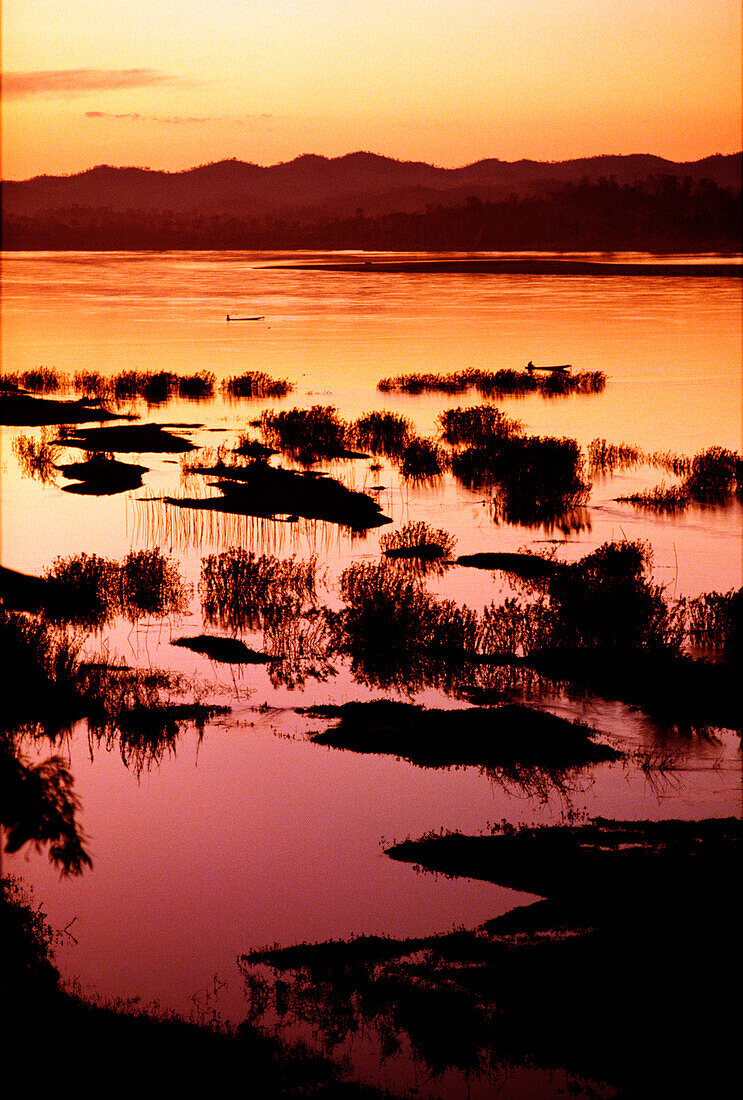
[2,177,740,252]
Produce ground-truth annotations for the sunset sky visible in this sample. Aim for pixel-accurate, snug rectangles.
[2,0,741,179]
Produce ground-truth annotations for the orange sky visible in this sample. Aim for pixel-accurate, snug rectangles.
[2,0,741,179]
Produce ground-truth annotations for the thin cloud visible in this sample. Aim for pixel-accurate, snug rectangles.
[85,111,209,124]
[2,69,194,99]
[85,111,273,126]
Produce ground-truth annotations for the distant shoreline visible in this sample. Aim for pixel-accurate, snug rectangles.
[268,259,742,277]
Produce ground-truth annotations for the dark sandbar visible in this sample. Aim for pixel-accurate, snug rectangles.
[171,634,272,664]
[303,699,619,768]
[269,259,742,277]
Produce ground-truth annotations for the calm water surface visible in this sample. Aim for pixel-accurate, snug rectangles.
[1,251,741,1029]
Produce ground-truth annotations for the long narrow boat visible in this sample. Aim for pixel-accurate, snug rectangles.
[226,314,265,321]
[526,361,571,372]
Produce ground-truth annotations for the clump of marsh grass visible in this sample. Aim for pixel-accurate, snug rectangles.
[0,610,88,734]
[1,369,69,394]
[683,588,741,650]
[684,446,741,502]
[380,521,456,568]
[180,444,229,476]
[71,369,216,404]
[11,369,69,394]
[439,405,523,446]
[109,370,173,404]
[399,437,448,481]
[119,549,190,621]
[587,438,644,474]
[647,450,691,477]
[336,561,478,658]
[259,406,352,462]
[177,371,215,399]
[221,371,293,399]
[378,369,474,395]
[45,553,120,628]
[476,596,553,658]
[452,434,590,528]
[616,484,690,513]
[475,540,685,657]
[199,548,318,632]
[0,374,19,395]
[351,411,412,457]
[45,550,190,628]
[452,434,587,496]
[547,540,684,652]
[262,608,337,690]
[12,431,60,483]
[72,370,109,399]
[232,432,276,458]
[378,367,606,398]
[619,446,742,512]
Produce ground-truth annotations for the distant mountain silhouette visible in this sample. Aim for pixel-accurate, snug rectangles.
[4,151,741,219]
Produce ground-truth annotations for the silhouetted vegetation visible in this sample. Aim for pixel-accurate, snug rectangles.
[12,431,60,483]
[350,411,412,457]
[222,371,294,399]
[232,432,277,458]
[617,482,690,512]
[685,445,742,501]
[259,405,362,462]
[1,735,93,874]
[262,608,338,691]
[618,445,743,511]
[649,449,692,476]
[0,609,89,734]
[380,522,456,571]
[587,437,643,473]
[324,539,742,726]
[683,588,741,650]
[200,548,318,632]
[45,549,190,628]
[546,540,683,650]
[178,371,216,399]
[1,368,67,393]
[71,368,216,403]
[399,437,448,481]
[452,434,590,529]
[438,405,523,445]
[379,367,606,398]
[331,562,479,691]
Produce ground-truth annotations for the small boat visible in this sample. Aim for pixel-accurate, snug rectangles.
[226,315,265,322]
[526,361,571,373]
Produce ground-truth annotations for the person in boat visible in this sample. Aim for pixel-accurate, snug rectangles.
[527,360,535,371]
